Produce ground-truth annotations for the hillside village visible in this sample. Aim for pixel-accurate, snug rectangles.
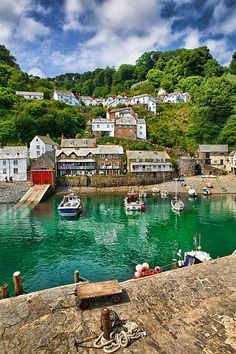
[1,44,236,185]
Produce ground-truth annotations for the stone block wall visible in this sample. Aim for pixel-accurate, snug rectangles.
[56,176,88,187]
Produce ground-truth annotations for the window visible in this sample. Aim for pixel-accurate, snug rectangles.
[37,151,40,156]
[3,160,6,165]
[36,145,40,150]
[13,168,18,174]
[3,168,6,174]
[107,125,110,128]
[61,153,65,158]
[97,124,100,128]
[17,152,20,156]
[113,154,118,158]
[140,125,142,129]
[36,138,39,142]
[100,154,105,158]
[118,129,122,134]
[13,160,18,165]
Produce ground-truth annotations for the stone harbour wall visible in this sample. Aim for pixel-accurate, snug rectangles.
[0,253,235,353]
[57,173,173,188]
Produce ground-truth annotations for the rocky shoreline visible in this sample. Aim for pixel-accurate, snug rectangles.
[0,181,31,204]
[0,175,236,204]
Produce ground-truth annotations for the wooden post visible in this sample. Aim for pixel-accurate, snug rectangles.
[74,270,80,283]
[2,283,10,298]
[101,308,111,341]
[13,271,23,296]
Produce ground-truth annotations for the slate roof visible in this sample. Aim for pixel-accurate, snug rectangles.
[37,135,58,146]
[198,145,228,153]
[126,150,170,160]
[0,146,28,159]
[16,91,44,97]
[61,138,96,148]
[56,145,123,157]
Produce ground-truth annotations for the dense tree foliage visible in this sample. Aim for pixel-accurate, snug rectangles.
[0,44,236,151]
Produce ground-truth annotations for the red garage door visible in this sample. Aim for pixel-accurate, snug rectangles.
[31,170,53,185]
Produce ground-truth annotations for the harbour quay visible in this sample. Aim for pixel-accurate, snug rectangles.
[0,252,235,354]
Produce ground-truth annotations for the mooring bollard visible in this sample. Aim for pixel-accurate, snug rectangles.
[101,308,111,341]
[13,271,23,296]
[74,270,80,283]
[2,283,10,298]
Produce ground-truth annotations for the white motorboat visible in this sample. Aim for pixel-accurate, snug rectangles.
[58,193,83,217]
[188,188,197,198]
[176,235,212,267]
[124,192,145,212]
[152,187,160,194]
[160,190,169,198]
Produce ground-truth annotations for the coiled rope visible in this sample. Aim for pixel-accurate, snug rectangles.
[94,310,147,353]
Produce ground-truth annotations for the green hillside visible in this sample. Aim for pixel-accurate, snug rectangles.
[0,44,236,150]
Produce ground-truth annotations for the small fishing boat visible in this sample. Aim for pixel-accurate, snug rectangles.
[188,188,197,198]
[160,190,169,198]
[171,196,185,211]
[202,187,211,196]
[176,235,212,267]
[171,180,184,211]
[58,193,83,217]
[152,187,160,194]
[139,190,147,198]
[124,191,145,212]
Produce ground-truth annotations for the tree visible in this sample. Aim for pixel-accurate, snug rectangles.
[229,50,236,75]
[218,114,236,148]
[0,45,19,69]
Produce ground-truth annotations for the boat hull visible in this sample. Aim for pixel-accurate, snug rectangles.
[58,208,81,217]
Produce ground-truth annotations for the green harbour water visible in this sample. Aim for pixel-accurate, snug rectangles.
[0,193,236,294]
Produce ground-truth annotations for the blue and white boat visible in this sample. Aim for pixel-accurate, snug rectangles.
[58,193,83,217]
[176,234,212,267]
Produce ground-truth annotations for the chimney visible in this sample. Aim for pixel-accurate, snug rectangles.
[61,133,64,140]
[75,145,79,150]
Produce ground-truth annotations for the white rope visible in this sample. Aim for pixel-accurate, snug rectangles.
[94,310,147,353]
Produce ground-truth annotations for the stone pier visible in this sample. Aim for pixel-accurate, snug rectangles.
[0,253,235,353]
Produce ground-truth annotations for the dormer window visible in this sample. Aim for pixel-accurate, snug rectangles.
[17,152,20,156]
[60,153,65,158]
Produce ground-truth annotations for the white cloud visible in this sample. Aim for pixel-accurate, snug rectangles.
[205,39,232,66]
[183,29,201,49]
[57,0,178,72]
[28,67,45,77]
[0,0,50,46]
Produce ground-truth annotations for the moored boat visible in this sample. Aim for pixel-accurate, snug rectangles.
[152,187,160,194]
[202,187,211,196]
[58,193,83,217]
[124,191,145,212]
[176,234,212,267]
[171,196,185,211]
[160,190,169,198]
[188,188,197,198]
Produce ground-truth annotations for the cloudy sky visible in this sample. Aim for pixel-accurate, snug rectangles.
[0,0,235,77]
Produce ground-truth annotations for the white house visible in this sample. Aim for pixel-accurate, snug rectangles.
[30,135,58,159]
[105,95,128,108]
[129,94,157,114]
[163,92,190,103]
[15,91,44,100]
[80,96,105,106]
[53,90,81,106]
[126,150,172,175]
[91,117,115,137]
[0,146,28,181]
[136,119,147,140]
[228,151,236,174]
